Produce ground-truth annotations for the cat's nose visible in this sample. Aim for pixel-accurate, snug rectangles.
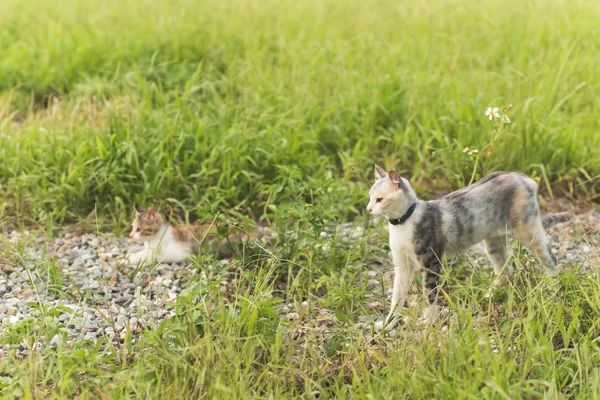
[367,208,372,213]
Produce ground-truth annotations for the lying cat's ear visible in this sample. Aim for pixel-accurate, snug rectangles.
[388,170,404,189]
[134,204,144,214]
[147,208,159,220]
[375,164,387,180]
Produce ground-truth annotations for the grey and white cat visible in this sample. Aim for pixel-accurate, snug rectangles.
[367,166,570,330]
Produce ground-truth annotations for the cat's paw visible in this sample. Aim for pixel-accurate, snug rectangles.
[492,276,508,287]
[375,316,399,332]
[418,305,441,325]
[127,251,147,265]
[485,281,505,299]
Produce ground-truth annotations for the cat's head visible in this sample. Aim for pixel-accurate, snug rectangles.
[367,165,416,218]
[129,204,166,241]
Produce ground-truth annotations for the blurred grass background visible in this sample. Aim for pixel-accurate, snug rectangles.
[0,0,598,228]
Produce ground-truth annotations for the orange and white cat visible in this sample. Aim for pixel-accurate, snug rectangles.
[127,204,247,264]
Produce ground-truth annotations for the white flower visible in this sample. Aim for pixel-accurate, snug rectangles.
[501,114,511,124]
[485,107,500,120]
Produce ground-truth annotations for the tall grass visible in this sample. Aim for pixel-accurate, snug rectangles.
[0,0,598,226]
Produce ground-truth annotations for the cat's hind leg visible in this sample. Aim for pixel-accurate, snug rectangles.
[515,220,559,277]
[484,236,509,286]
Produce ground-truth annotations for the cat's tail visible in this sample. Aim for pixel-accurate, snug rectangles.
[223,226,275,245]
[247,226,277,242]
[214,226,276,258]
[542,212,572,229]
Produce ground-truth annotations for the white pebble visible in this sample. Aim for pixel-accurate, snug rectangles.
[286,312,300,320]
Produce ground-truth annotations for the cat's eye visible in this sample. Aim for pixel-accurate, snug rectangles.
[376,197,383,203]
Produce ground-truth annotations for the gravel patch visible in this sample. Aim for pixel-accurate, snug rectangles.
[0,230,214,356]
[0,208,598,355]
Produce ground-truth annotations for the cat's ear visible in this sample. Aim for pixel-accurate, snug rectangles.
[374,164,387,180]
[134,203,144,214]
[388,170,404,189]
[147,208,159,220]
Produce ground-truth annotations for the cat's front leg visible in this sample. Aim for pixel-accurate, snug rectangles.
[376,252,412,331]
[127,245,157,265]
[127,250,149,265]
[153,243,192,264]
[154,252,187,264]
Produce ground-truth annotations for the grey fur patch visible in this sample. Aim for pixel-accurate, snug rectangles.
[412,203,445,303]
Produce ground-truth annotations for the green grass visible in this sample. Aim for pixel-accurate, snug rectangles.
[1,0,600,398]
[1,0,599,226]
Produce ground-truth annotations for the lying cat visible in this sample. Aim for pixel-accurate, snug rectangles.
[127,204,248,264]
[367,166,571,330]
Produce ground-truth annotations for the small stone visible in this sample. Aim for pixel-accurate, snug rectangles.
[114,297,131,306]
[167,291,177,302]
[50,334,62,346]
[160,278,173,287]
[286,312,300,320]
[67,249,83,259]
[116,315,128,329]
[81,319,99,330]
[87,280,100,290]
[58,313,71,323]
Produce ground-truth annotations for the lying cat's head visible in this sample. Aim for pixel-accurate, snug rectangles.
[367,165,416,218]
[129,204,166,241]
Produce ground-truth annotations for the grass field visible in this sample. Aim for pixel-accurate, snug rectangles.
[1,0,600,398]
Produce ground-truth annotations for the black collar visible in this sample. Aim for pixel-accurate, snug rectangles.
[389,202,417,225]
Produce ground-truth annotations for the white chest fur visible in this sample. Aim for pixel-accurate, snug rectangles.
[387,206,423,268]
[128,226,194,264]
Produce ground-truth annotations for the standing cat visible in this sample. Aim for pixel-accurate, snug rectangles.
[127,204,248,264]
[367,166,570,330]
